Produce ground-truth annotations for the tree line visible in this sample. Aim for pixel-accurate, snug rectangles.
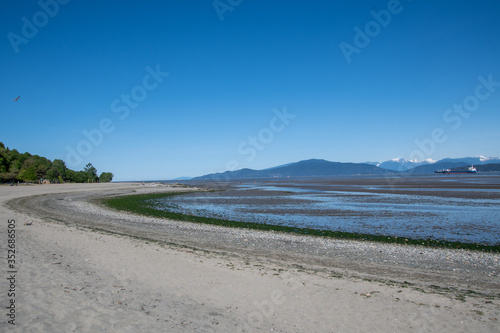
[0,142,113,183]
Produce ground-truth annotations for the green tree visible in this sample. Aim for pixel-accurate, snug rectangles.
[53,159,67,178]
[8,149,22,173]
[0,156,7,173]
[99,172,114,182]
[2,172,17,183]
[65,169,85,183]
[0,143,113,185]
[44,159,67,182]
[83,163,98,183]
[18,166,37,182]
[36,164,48,179]
[76,170,88,183]
[46,167,58,181]
[18,152,31,167]
[65,169,77,182]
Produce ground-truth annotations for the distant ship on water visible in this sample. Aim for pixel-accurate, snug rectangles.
[434,165,477,174]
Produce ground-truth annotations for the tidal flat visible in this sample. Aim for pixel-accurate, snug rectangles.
[154,174,500,248]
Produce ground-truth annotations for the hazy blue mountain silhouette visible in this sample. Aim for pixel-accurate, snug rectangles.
[193,159,392,180]
[192,157,500,179]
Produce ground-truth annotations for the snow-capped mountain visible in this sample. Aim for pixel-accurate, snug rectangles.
[378,158,436,171]
[437,156,500,166]
[374,156,499,172]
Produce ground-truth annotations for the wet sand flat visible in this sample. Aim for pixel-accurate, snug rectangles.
[160,175,500,245]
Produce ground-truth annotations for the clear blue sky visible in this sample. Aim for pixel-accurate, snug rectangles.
[2,0,500,180]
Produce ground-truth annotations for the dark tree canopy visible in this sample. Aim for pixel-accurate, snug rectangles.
[0,142,113,184]
[84,163,98,183]
[99,172,114,183]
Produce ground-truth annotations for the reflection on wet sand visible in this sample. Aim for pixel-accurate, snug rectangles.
[158,175,500,245]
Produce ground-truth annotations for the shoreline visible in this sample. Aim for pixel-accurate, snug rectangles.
[1,183,499,332]
[100,190,500,252]
[6,183,499,294]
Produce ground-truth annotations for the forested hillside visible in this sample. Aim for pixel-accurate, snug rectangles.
[0,142,113,183]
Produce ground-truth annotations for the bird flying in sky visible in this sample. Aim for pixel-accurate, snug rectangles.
[12,96,20,102]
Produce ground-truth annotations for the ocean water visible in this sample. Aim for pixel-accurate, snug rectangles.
[150,178,500,245]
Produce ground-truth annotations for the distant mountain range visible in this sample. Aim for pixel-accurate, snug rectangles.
[368,156,500,171]
[193,159,389,180]
[191,156,500,180]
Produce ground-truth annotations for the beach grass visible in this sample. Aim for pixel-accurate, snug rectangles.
[101,192,500,253]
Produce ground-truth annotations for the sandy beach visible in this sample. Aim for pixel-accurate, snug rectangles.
[1,183,499,332]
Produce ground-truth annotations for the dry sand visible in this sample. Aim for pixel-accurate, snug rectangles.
[0,183,499,332]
